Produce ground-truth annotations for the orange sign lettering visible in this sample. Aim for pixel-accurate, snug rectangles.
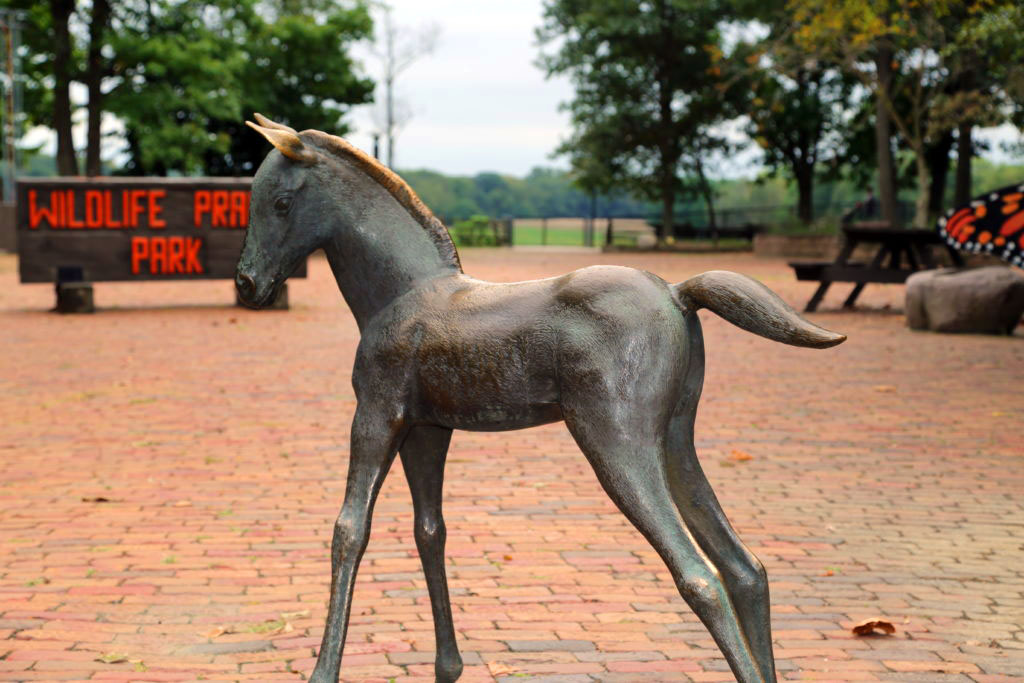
[131,236,204,275]
[194,190,248,227]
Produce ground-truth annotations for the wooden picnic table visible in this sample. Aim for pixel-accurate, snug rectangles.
[790,221,965,312]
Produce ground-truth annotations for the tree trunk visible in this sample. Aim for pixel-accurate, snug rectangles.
[587,192,597,247]
[795,164,814,224]
[913,149,931,229]
[695,156,718,247]
[654,0,675,247]
[52,0,78,176]
[385,72,394,168]
[873,44,898,227]
[659,175,673,246]
[85,0,111,176]
[926,130,954,216]
[384,8,395,168]
[955,122,972,206]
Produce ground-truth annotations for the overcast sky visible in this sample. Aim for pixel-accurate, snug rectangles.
[346,0,575,176]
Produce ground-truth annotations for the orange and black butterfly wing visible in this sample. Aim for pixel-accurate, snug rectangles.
[937,182,1024,267]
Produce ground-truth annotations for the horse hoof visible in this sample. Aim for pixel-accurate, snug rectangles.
[436,655,464,682]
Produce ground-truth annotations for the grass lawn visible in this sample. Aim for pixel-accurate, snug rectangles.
[454,219,754,249]
[512,222,589,246]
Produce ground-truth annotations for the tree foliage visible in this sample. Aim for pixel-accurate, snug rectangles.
[5,0,374,176]
[109,1,250,175]
[205,2,374,175]
[402,166,652,224]
[789,0,1024,227]
[732,15,858,224]
[537,0,739,242]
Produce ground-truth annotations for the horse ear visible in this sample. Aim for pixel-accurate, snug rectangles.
[253,113,298,135]
[246,121,318,165]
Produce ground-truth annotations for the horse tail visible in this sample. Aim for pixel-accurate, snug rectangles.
[673,270,846,349]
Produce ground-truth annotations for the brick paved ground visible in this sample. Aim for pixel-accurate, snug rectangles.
[0,247,1021,682]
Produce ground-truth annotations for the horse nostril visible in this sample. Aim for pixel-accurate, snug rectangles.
[236,272,256,298]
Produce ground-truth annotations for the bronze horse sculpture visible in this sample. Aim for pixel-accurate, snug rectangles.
[236,114,846,683]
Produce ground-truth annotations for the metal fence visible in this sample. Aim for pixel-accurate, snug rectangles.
[445,200,919,248]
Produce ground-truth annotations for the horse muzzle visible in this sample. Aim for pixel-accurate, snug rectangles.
[235,271,278,308]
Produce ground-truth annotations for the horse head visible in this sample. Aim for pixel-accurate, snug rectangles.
[236,114,330,308]
[236,114,463,315]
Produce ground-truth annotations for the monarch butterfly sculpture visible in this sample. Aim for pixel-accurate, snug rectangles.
[938,182,1024,266]
[237,114,846,683]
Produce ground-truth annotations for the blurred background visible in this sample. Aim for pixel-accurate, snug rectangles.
[1,0,1022,247]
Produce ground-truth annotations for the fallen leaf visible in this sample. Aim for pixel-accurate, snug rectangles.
[280,609,311,620]
[852,618,896,636]
[202,626,227,639]
[82,496,111,503]
[247,617,290,634]
[503,555,513,561]
[95,652,130,663]
[729,449,754,462]
[822,569,834,577]
[488,662,521,676]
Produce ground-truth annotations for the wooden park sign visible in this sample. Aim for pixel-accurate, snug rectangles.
[16,177,305,310]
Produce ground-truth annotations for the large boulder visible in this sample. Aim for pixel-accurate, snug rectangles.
[906,266,1024,334]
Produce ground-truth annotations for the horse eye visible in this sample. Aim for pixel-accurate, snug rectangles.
[274,196,292,213]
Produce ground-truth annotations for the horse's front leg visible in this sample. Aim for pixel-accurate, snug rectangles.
[399,425,463,682]
[310,405,406,683]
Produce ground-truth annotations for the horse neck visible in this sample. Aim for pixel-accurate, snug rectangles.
[322,192,458,329]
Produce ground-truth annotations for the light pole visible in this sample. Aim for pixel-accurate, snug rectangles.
[0,9,23,204]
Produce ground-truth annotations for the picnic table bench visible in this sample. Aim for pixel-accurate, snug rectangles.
[790,221,965,312]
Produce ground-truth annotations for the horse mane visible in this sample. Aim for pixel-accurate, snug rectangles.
[299,129,463,272]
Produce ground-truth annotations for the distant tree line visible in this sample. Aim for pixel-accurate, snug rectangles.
[400,167,653,224]
[403,158,1024,227]
[538,0,1024,241]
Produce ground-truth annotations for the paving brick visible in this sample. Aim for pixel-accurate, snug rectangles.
[1,248,1021,680]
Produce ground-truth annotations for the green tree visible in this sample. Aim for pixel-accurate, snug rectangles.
[6,0,373,176]
[200,1,374,176]
[3,0,79,174]
[790,0,1022,227]
[4,0,240,174]
[734,27,856,224]
[939,2,1024,205]
[109,1,251,174]
[537,0,735,244]
[556,122,621,242]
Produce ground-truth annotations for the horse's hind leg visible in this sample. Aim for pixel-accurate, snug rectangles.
[665,415,776,683]
[399,425,463,682]
[562,405,776,683]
